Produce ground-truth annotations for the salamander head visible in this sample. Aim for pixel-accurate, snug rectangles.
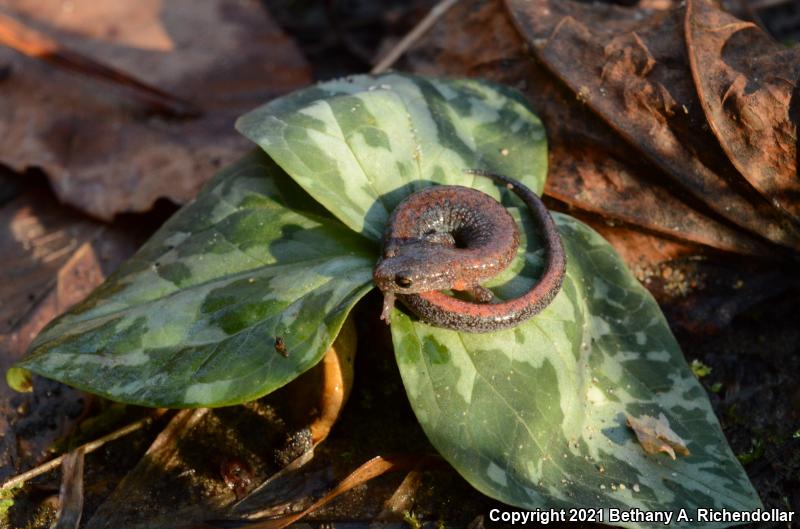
[373,245,458,295]
[374,244,460,324]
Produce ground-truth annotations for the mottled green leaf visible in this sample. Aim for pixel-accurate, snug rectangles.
[236,73,547,241]
[391,213,762,528]
[14,151,375,407]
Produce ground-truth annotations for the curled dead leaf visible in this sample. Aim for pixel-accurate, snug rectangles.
[685,0,800,227]
[626,412,690,460]
[505,0,800,250]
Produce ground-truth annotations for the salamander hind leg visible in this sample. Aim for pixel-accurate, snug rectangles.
[463,285,495,304]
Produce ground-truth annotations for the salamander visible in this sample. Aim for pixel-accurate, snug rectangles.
[373,169,566,333]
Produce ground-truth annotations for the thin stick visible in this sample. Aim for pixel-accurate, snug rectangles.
[0,12,201,118]
[1,409,168,491]
[371,0,460,74]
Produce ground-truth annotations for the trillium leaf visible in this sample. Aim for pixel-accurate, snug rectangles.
[391,212,762,529]
[236,73,547,241]
[14,151,375,407]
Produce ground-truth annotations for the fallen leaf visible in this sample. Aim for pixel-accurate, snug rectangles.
[377,467,424,520]
[505,0,800,249]
[626,412,691,460]
[685,0,800,226]
[546,142,771,256]
[0,186,148,482]
[0,189,99,335]
[0,0,311,219]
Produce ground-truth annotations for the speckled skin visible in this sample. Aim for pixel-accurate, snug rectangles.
[374,170,566,333]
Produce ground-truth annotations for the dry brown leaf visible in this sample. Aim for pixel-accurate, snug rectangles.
[0,188,143,482]
[0,0,311,219]
[377,467,424,520]
[0,189,99,335]
[0,188,145,362]
[685,0,800,226]
[546,140,771,256]
[505,0,800,249]
[626,412,690,460]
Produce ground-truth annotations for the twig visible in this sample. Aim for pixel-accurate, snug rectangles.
[0,12,201,118]
[371,0,460,74]
[1,409,168,491]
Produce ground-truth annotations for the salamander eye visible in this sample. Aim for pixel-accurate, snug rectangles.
[394,274,413,288]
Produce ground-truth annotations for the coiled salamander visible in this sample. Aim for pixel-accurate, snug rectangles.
[373,169,566,333]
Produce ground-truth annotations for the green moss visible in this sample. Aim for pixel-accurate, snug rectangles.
[0,483,23,523]
[690,359,712,378]
[403,510,423,529]
[736,438,765,465]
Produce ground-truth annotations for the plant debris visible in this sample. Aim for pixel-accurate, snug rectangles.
[626,413,691,460]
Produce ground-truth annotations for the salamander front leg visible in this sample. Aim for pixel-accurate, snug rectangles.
[380,291,396,324]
